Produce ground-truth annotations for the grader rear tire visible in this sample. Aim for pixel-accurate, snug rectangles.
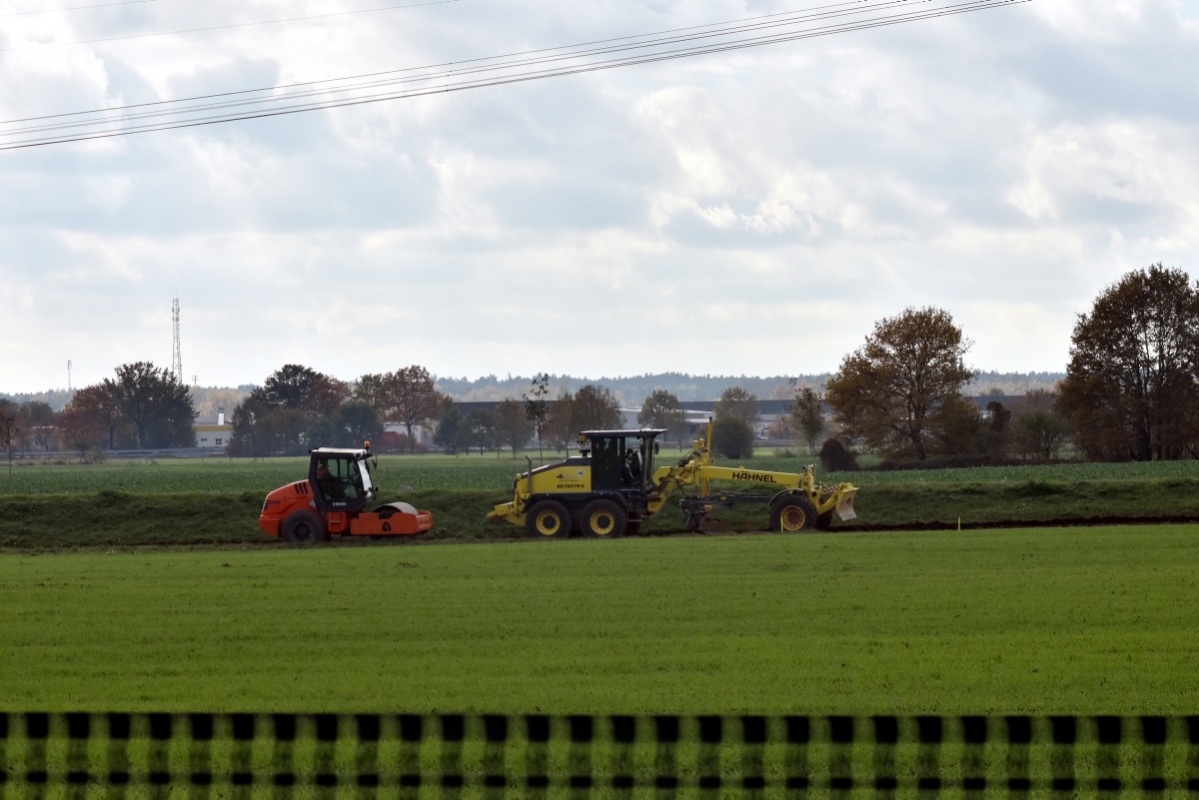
[579,499,627,539]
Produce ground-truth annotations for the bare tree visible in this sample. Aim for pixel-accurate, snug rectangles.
[384,365,447,453]
[789,384,826,455]
[523,373,550,458]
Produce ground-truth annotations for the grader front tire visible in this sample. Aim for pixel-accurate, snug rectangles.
[526,500,571,540]
[770,496,818,533]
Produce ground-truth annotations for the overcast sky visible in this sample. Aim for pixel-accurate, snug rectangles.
[2,0,1197,393]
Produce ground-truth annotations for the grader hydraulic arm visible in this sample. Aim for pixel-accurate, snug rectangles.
[645,432,858,532]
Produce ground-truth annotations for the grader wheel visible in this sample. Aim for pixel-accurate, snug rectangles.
[579,499,627,539]
[526,500,571,540]
[770,496,818,533]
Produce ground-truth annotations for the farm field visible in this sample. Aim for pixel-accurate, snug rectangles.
[4,525,1198,715]
[5,524,1199,794]
[3,452,1199,546]
[5,451,1199,497]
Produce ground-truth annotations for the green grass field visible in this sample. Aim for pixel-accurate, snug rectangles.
[7,451,1199,496]
[3,453,1199,546]
[4,525,1197,715]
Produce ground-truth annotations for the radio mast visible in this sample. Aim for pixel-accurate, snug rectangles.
[171,297,183,382]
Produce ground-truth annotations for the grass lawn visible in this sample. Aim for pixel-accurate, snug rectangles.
[4,525,1197,715]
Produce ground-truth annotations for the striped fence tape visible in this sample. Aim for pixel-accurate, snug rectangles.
[1,713,1198,796]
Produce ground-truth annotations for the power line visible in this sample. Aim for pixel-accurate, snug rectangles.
[5,0,888,125]
[0,0,458,51]
[0,0,1030,151]
[1,0,155,16]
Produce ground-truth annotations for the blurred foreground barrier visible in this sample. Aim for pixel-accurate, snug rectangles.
[2,713,1198,796]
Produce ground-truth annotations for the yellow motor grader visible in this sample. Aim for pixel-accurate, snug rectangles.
[486,421,858,539]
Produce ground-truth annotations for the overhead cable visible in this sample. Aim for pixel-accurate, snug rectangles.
[0,0,1030,151]
[0,0,458,50]
[1,0,155,16]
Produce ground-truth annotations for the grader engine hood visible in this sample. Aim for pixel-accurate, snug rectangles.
[486,457,593,526]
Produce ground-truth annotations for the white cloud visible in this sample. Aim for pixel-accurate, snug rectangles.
[2,0,1199,392]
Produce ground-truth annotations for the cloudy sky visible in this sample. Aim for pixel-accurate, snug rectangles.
[2,0,1197,393]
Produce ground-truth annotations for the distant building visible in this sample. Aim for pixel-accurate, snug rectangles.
[194,410,232,451]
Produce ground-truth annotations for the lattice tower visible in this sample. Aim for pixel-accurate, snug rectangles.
[171,298,182,382]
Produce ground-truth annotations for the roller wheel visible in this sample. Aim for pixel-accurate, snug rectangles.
[770,496,818,533]
[281,509,327,544]
[816,511,834,531]
[526,500,571,540]
[579,499,627,539]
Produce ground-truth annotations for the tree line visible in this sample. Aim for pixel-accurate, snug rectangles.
[638,262,1199,467]
[224,366,631,458]
[817,263,1199,466]
[1,362,195,461]
[2,262,1194,466]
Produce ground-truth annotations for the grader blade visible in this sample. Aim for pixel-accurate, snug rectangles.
[835,488,858,522]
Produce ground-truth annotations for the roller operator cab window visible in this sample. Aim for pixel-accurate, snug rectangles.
[316,456,367,503]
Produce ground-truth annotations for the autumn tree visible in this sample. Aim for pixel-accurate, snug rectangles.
[1058,264,1199,461]
[434,403,463,455]
[461,407,496,455]
[983,400,1012,458]
[259,364,326,410]
[56,402,99,458]
[306,375,352,419]
[637,389,687,444]
[353,373,389,415]
[826,307,976,460]
[228,364,346,456]
[928,394,987,457]
[714,387,760,427]
[104,362,196,449]
[570,384,624,432]
[495,398,533,456]
[333,401,382,446]
[711,416,754,459]
[20,401,57,452]
[1012,390,1071,460]
[62,384,124,450]
[819,438,859,472]
[383,365,447,452]
[544,391,575,452]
